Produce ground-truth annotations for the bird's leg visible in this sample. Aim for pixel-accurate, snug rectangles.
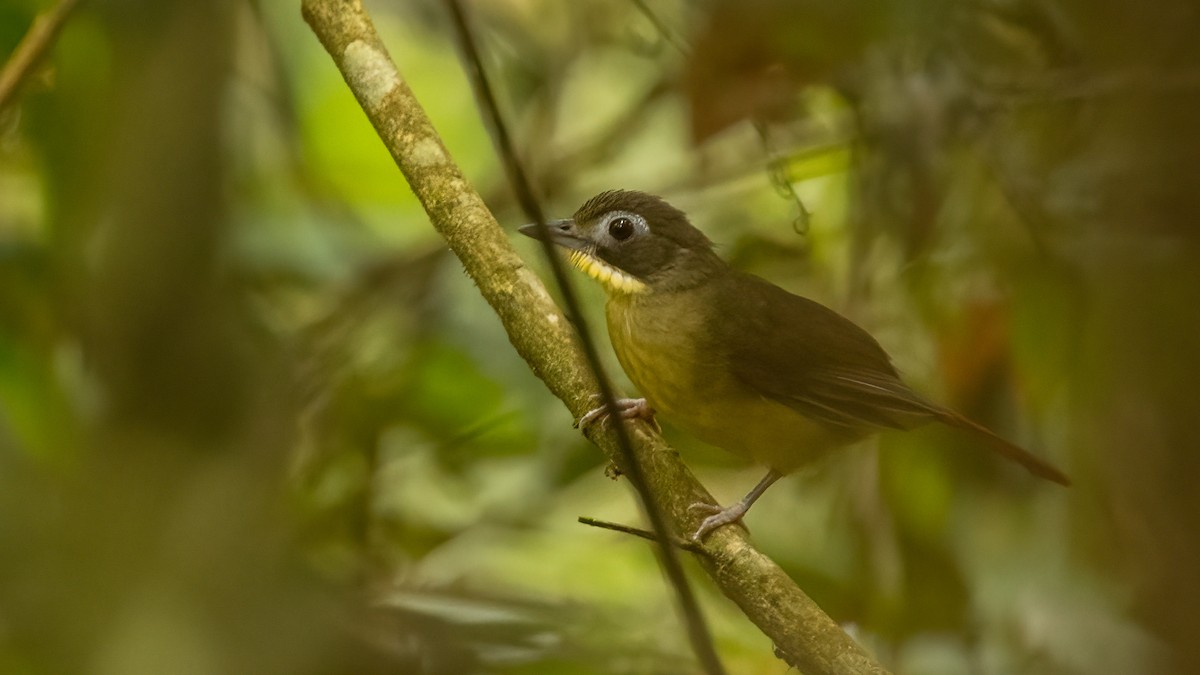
[688,470,783,541]
[575,395,659,432]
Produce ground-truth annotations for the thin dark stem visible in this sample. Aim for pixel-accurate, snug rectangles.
[578,516,708,554]
[0,0,81,112]
[754,120,813,236]
[440,1,725,673]
[630,0,690,55]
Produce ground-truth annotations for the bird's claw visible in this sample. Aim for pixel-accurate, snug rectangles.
[687,500,750,541]
[686,502,723,516]
[575,396,659,432]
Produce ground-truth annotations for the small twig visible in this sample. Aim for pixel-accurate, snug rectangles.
[970,66,1200,109]
[754,120,813,236]
[0,0,81,112]
[578,516,708,554]
[630,0,690,55]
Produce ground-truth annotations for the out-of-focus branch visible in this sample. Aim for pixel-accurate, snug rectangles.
[0,0,81,112]
[437,2,724,673]
[300,1,891,672]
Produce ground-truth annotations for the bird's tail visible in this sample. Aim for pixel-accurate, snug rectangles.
[936,409,1071,486]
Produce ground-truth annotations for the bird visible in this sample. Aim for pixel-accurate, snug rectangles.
[519,190,1070,541]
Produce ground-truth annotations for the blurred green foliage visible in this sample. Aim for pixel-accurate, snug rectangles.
[2,0,1199,673]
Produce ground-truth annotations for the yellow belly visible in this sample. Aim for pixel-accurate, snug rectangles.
[606,293,857,473]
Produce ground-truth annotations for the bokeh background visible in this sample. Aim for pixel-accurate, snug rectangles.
[2,0,1199,673]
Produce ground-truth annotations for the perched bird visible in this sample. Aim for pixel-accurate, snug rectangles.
[519,190,1069,541]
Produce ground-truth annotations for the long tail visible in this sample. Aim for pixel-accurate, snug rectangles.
[936,409,1071,486]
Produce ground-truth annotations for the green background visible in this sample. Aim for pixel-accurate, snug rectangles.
[2,0,1198,673]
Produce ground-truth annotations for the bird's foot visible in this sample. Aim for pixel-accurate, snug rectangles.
[575,395,659,432]
[687,470,781,542]
[687,500,751,542]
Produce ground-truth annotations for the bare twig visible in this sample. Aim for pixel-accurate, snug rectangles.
[630,0,690,55]
[578,516,707,554]
[0,0,81,112]
[755,120,813,236]
[970,66,1200,109]
[300,1,891,672]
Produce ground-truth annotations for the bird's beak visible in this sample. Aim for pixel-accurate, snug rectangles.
[517,219,590,253]
[520,217,647,294]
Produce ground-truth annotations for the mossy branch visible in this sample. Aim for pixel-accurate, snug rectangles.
[301,1,891,672]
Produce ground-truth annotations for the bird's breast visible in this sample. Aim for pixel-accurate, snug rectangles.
[605,291,853,472]
[606,295,705,416]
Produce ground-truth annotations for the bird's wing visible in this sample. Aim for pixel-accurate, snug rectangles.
[710,273,1071,485]
[715,273,943,432]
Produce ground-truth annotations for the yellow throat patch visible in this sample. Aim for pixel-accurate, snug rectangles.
[567,249,646,294]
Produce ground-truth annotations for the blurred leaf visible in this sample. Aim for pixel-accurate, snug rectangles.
[686,0,888,140]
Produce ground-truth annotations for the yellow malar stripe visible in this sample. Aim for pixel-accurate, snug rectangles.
[564,249,646,294]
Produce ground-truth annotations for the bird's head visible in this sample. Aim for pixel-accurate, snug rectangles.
[518,190,724,294]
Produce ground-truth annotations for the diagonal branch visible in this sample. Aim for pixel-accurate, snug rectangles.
[0,0,81,113]
[301,1,891,673]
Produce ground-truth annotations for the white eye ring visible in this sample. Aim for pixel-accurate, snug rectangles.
[608,216,635,241]
[602,211,645,243]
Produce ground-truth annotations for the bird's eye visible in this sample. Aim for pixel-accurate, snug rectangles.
[608,217,635,241]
